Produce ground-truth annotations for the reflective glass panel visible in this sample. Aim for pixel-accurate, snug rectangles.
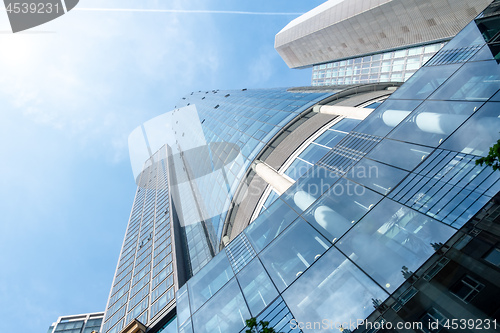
[476,14,500,43]
[388,101,483,147]
[259,218,330,292]
[281,165,340,213]
[303,178,383,242]
[484,247,500,267]
[245,198,299,252]
[298,144,331,165]
[314,130,346,148]
[187,251,234,312]
[470,44,497,61]
[255,296,300,333]
[430,61,500,101]
[347,159,408,195]
[440,102,500,156]
[283,247,387,333]
[353,99,422,137]
[337,198,455,292]
[367,139,433,171]
[178,320,193,333]
[157,316,177,333]
[330,119,361,132]
[284,158,312,181]
[388,64,461,100]
[236,258,279,316]
[439,21,485,51]
[176,284,191,326]
[191,278,250,333]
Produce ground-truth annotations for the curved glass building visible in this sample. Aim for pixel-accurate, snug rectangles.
[102,3,500,333]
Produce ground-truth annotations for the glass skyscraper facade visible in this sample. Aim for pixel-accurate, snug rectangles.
[311,42,445,86]
[103,89,335,333]
[103,2,500,333]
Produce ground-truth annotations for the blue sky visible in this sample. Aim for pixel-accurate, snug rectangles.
[0,1,325,332]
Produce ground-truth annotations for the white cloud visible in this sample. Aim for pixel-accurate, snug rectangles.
[248,47,277,85]
[0,0,222,164]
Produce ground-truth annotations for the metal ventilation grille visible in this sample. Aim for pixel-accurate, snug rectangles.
[389,149,499,228]
[317,132,382,175]
[225,232,256,274]
[425,45,483,66]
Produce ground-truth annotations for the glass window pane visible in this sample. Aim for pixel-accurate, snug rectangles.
[470,44,497,62]
[245,198,299,252]
[388,64,461,100]
[284,159,311,181]
[388,101,483,147]
[303,178,383,242]
[178,320,193,333]
[337,198,455,292]
[192,278,250,333]
[157,316,177,333]
[367,139,433,171]
[440,102,500,155]
[439,21,486,51]
[298,144,330,165]
[353,99,422,137]
[484,248,500,266]
[187,251,234,312]
[283,247,387,333]
[261,190,279,212]
[430,61,500,101]
[347,159,408,195]
[259,218,330,292]
[330,119,361,132]
[176,285,191,327]
[314,130,346,148]
[281,165,340,213]
[237,258,279,316]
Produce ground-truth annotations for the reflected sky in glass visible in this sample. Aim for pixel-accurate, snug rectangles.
[283,247,387,333]
[236,258,279,316]
[337,198,455,292]
[259,218,330,292]
[303,178,383,243]
[192,278,250,333]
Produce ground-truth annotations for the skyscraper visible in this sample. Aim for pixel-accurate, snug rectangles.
[103,2,500,333]
[274,0,492,86]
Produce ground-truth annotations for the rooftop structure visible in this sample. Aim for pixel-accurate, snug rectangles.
[275,0,492,86]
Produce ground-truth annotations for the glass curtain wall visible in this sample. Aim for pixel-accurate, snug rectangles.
[175,4,500,333]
